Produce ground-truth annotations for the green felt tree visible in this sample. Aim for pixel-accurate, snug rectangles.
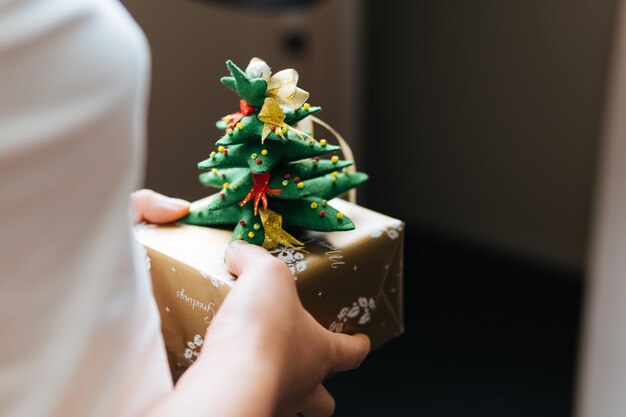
[181,58,368,248]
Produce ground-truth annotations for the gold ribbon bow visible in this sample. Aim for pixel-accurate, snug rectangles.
[259,209,304,249]
[258,97,287,143]
[267,68,309,110]
[258,98,313,144]
[247,58,310,143]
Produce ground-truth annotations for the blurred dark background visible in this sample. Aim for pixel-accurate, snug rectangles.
[123,0,619,415]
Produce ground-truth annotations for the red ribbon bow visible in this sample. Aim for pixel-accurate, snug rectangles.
[222,100,256,130]
[239,173,282,215]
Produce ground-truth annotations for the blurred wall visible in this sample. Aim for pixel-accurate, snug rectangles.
[123,0,363,201]
[124,0,619,270]
[577,2,626,414]
[364,1,617,269]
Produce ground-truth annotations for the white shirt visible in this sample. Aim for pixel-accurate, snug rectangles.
[0,1,172,416]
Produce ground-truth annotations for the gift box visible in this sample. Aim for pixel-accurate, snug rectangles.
[135,196,404,381]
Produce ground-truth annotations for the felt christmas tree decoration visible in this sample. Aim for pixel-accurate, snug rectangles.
[181,58,368,248]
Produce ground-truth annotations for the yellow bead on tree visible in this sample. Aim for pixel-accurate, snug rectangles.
[248,231,255,239]
[320,139,327,147]
[236,123,244,130]
[236,234,243,240]
[331,156,339,163]
[253,223,261,230]
[297,182,305,189]
[211,168,218,174]
[261,149,268,156]
[227,128,233,135]
[282,180,289,186]
[218,146,225,153]
[210,151,216,158]
[303,103,311,110]
[331,171,338,177]
[223,182,229,189]
[310,202,318,209]
[336,213,344,220]
[283,125,290,132]
[232,183,239,190]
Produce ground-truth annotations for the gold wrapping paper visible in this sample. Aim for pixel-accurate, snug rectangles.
[134,198,404,381]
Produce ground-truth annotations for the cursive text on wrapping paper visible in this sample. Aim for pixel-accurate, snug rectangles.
[176,288,216,324]
[316,239,345,269]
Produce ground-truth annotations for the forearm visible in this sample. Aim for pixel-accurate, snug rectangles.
[145,348,280,417]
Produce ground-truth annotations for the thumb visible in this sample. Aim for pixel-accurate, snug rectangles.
[131,189,190,224]
[225,240,283,279]
[328,333,371,372]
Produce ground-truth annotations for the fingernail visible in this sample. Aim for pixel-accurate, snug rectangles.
[166,198,190,209]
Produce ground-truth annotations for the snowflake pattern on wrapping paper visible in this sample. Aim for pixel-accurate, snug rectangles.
[328,297,376,333]
[182,334,204,362]
[370,219,404,240]
[200,270,222,288]
[268,245,307,278]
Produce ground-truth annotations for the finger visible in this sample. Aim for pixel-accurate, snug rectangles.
[297,384,335,417]
[224,239,287,279]
[328,333,370,372]
[131,189,190,224]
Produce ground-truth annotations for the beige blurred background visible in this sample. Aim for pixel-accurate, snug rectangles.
[124,0,364,199]
[124,0,617,270]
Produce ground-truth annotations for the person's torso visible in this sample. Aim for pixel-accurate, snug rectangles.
[0,1,172,416]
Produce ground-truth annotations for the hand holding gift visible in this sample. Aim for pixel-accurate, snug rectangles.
[130,191,371,416]
[167,241,370,417]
